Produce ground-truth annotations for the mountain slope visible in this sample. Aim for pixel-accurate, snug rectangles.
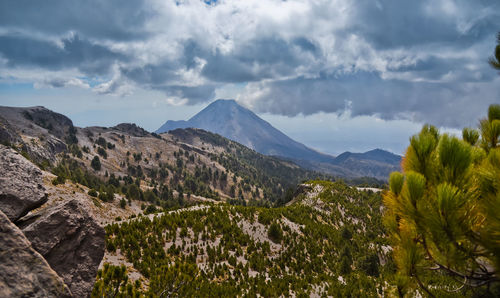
[0,105,329,206]
[157,99,336,164]
[98,180,391,296]
[157,99,400,180]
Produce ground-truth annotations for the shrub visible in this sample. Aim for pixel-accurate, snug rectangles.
[358,253,380,277]
[51,175,65,185]
[96,137,107,147]
[145,205,157,214]
[127,184,141,200]
[91,156,101,171]
[97,147,107,159]
[268,222,283,243]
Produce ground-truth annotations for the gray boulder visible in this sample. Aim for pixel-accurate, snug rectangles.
[19,199,105,298]
[0,210,72,297]
[0,144,47,222]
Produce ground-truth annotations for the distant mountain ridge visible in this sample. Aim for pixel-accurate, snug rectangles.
[333,149,401,165]
[157,99,401,180]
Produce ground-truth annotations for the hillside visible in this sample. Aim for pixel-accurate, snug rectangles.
[98,181,391,297]
[0,105,329,208]
[156,99,400,180]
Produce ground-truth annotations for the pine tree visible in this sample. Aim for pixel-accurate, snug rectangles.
[489,32,500,70]
[383,104,500,296]
[268,222,283,243]
[91,155,101,171]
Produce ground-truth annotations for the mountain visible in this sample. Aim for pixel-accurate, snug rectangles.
[323,148,401,180]
[157,99,400,180]
[157,99,336,164]
[333,149,401,165]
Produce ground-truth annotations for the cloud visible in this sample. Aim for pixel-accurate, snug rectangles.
[0,34,127,75]
[0,0,499,126]
[34,77,90,89]
[0,0,150,41]
[238,72,500,127]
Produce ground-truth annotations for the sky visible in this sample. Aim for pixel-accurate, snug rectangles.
[0,0,499,155]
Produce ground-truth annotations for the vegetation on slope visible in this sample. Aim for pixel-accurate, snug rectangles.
[170,128,331,204]
[94,181,392,297]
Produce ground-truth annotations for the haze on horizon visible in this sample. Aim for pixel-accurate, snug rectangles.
[1,0,499,156]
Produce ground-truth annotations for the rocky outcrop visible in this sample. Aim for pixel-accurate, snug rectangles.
[0,145,47,222]
[19,199,105,298]
[113,123,150,137]
[0,106,73,164]
[0,210,72,297]
[23,135,67,164]
[18,106,74,141]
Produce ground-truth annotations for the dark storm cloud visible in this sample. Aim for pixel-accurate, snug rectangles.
[164,85,217,104]
[0,0,150,41]
[201,52,261,83]
[118,36,320,103]
[121,61,217,104]
[389,55,497,82]
[349,0,500,49]
[250,71,499,127]
[0,35,128,75]
[201,37,319,83]
[121,62,180,87]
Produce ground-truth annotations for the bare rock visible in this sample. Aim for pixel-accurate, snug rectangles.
[19,199,105,298]
[0,144,47,222]
[0,106,74,141]
[0,210,72,297]
[0,106,73,164]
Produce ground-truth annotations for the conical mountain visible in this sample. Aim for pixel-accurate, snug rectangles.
[156,99,336,163]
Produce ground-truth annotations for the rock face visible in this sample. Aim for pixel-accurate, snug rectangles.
[0,106,73,164]
[19,199,105,298]
[0,145,47,222]
[0,210,72,297]
[0,108,107,297]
